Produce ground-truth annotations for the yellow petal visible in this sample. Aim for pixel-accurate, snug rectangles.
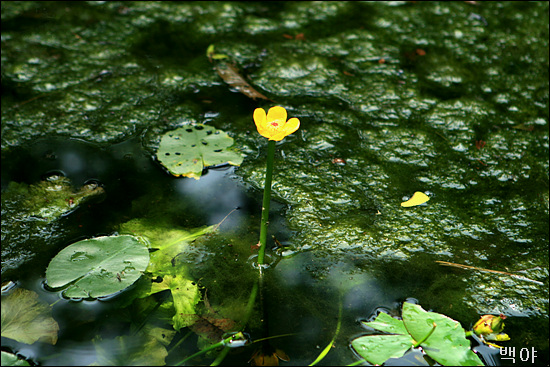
[401,191,429,207]
[266,106,287,125]
[254,108,271,138]
[254,108,267,128]
[284,117,300,135]
[270,117,300,141]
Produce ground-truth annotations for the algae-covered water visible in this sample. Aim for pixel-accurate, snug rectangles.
[2,2,548,366]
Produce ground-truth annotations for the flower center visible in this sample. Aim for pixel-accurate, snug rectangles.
[271,122,279,127]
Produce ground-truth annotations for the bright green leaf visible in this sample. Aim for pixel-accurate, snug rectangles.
[45,235,149,298]
[352,311,413,365]
[119,218,213,277]
[1,288,59,345]
[206,44,215,57]
[1,351,31,366]
[361,311,409,335]
[402,303,484,366]
[167,275,201,330]
[212,54,229,60]
[352,304,485,366]
[118,219,209,330]
[156,124,243,180]
[352,334,413,365]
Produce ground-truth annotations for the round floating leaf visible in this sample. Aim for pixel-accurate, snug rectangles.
[156,124,244,179]
[401,191,430,207]
[45,235,149,298]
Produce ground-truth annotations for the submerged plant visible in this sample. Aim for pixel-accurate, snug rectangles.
[253,106,300,266]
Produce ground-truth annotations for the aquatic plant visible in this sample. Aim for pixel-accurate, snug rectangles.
[253,106,300,265]
[350,302,510,366]
[156,124,243,180]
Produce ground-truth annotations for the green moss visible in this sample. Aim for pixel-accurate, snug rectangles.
[3,175,104,222]
[1,1,548,363]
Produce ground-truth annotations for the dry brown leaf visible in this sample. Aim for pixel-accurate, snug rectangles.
[216,63,271,101]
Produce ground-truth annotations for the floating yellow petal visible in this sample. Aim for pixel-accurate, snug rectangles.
[401,191,430,207]
[254,106,300,141]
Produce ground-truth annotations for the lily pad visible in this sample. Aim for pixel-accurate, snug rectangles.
[1,288,59,345]
[45,235,149,298]
[156,124,244,180]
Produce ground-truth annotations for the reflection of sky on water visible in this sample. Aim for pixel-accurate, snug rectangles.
[174,167,248,231]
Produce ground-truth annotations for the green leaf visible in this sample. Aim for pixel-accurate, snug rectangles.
[402,303,484,366]
[352,305,485,366]
[119,218,213,277]
[1,288,59,345]
[212,54,229,60]
[45,235,149,298]
[352,312,413,365]
[165,275,202,330]
[352,334,413,365]
[1,351,31,366]
[360,311,409,334]
[119,219,209,329]
[156,124,243,180]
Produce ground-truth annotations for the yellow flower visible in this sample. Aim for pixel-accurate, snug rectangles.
[254,106,300,141]
[473,314,506,336]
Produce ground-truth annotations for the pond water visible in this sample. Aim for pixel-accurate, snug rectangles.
[2,1,548,366]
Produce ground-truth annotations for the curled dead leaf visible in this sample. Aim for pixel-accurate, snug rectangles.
[216,63,271,101]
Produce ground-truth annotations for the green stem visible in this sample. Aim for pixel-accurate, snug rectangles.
[413,322,437,348]
[210,347,230,366]
[205,141,275,364]
[346,359,368,366]
[241,280,259,330]
[175,337,226,365]
[258,140,276,266]
[309,302,343,366]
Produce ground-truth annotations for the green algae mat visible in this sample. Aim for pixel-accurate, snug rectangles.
[2,1,548,365]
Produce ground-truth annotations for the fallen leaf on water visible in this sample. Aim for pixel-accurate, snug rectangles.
[401,192,429,207]
[1,288,59,345]
[216,63,271,101]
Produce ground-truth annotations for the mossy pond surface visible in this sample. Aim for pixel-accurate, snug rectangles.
[1,2,548,366]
